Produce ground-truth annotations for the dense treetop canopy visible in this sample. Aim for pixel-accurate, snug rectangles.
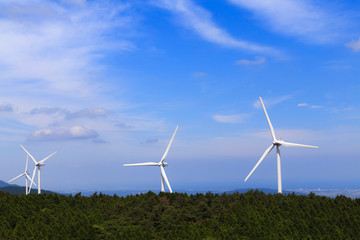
[0,190,359,239]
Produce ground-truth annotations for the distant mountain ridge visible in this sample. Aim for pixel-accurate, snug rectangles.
[0,180,13,188]
[2,180,358,198]
[0,179,56,195]
[70,188,304,197]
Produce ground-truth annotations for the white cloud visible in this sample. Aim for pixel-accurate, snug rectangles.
[213,114,248,123]
[228,0,349,44]
[345,38,360,52]
[0,1,135,100]
[235,56,266,65]
[29,126,98,141]
[254,95,292,109]
[152,0,278,55]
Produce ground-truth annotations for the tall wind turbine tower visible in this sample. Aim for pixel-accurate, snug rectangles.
[123,126,178,193]
[20,145,56,194]
[244,97,318,193]
[8,154,36,195]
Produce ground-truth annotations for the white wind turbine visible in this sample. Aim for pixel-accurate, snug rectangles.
[244,97,318,194]
[8,154,36,195]
[123,126,178,193]
[20,145,56,194]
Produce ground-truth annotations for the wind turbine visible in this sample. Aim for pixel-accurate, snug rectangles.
[123,126,178,193]
[244,97,318,193]
[20,145,56,194]
[8,155,36,195]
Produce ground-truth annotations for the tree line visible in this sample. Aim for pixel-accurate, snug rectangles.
[0,190,359,239]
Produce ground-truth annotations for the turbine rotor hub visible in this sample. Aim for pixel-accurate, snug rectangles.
[274,139,284,145]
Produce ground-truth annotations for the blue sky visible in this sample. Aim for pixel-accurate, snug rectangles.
[0,0,360,193]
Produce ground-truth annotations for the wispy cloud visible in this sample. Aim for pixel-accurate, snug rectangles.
[297,103,308,107]
[311,106,323,109]
[345,38,360,52]
[65,108,110,120]
[152,0,278,55]
[0,103,13,112]
[0,1,136,101]
[29,126,98,141]
[235,56,266,65]
[213,114,248,123]
[143,139,159,144]
[61,0,86,6]
[30,107,67,115]
[248,128,325,142]
[297,103,323,109]
[29,107,110,120]
[228,0,350,44]
[254,95,292,109]
[114,122,133,129]
[322,60,352,70]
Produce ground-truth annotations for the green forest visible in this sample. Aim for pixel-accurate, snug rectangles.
[0,190,360,239]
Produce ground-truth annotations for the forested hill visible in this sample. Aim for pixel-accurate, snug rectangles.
[0,180,56,195]
[0,186,55,195]
[1,190,360,239]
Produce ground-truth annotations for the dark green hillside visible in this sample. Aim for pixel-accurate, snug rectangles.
[0,186,55,195]
[1,190,360,239]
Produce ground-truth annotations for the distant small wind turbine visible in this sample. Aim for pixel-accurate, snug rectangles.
[244,97,318,194]
[123,126,178,193]
[8,154,36,195]
[20,145,56,194]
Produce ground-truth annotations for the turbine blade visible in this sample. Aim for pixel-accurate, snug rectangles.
[20,145,37,164]
[160,125,178,163]
[281,141,318,149]
[26,174,37,187]
[123,162,159,166]
[39,152,56,163]
[259,97,276,141]
[29,166,37,193]
[8,173,25,183]
[25,155,28,172]
[160,166,172,193]
[245,144,275,182]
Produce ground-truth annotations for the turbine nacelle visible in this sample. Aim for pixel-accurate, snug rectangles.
[161,161,168,167]
[274,139,284,145]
